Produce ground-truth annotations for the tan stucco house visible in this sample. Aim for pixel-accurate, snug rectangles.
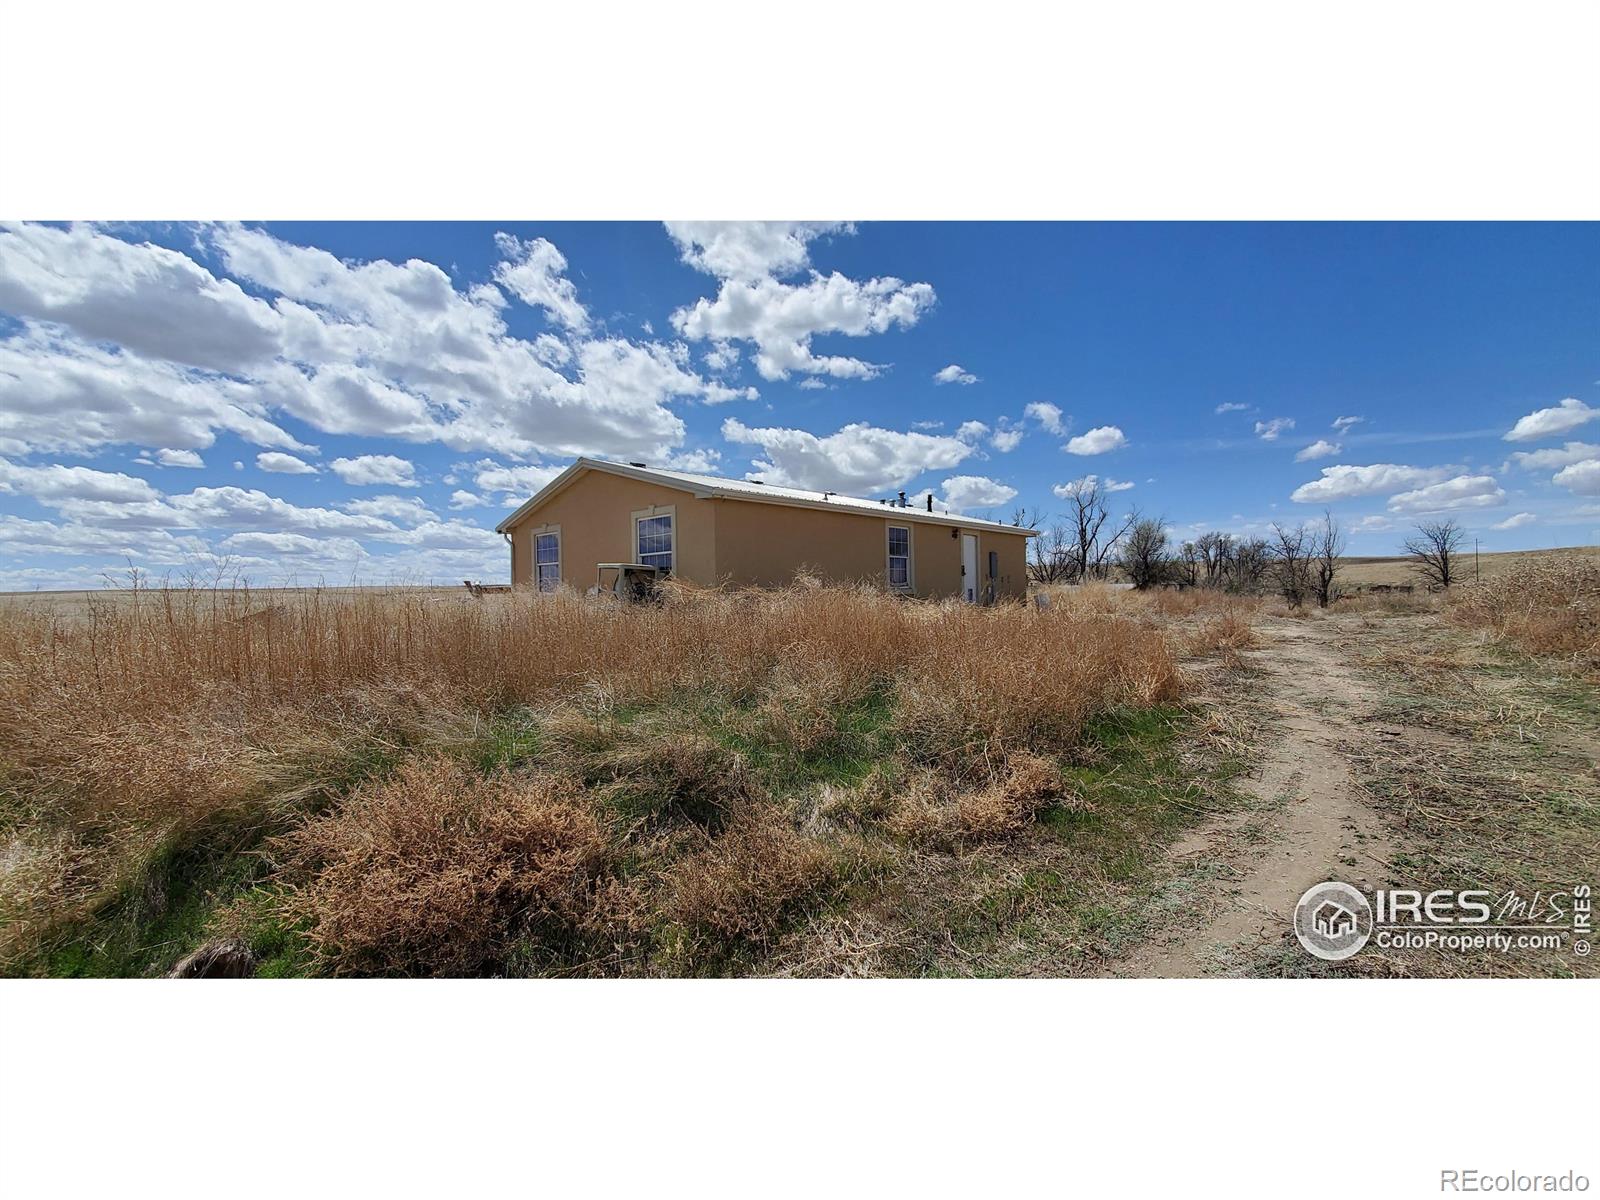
[496,458,1036,602]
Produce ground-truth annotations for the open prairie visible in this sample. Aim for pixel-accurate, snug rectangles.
[1336,544,1600,589]
[1,557,1594,979]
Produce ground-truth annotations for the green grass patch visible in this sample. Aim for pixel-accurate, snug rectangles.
[874,702,1242,976]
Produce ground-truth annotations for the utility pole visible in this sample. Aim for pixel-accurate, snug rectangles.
[1475,537,1480,581]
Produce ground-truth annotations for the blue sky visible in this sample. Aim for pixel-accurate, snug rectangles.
[0,220,1596,590]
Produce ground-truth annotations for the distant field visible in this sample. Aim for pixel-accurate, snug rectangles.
[1337,545,1600,588]
[0,583,475,620]
[6,546,1596,607]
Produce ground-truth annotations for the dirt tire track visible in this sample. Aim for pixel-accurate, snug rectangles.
[1113,615,1395,977]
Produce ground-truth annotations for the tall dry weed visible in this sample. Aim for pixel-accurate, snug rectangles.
[0,579,1216,970]
[1447,557,1600,668]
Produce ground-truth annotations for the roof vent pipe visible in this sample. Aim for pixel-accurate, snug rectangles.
[628,461,647,468]
[926,493,933,512]
[897,490,907,507]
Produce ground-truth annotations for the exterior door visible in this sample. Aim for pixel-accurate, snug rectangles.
[961,533,978,602]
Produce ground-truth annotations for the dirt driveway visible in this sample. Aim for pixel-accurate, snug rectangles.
[1111,613,1400,976]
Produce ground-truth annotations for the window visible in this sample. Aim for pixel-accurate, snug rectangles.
[534,531,560,592]
[636,513,673,575]
[887,525,911,590]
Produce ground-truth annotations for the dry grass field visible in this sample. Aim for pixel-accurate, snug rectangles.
[0,556,1594,979]
[1336,544,1600,589]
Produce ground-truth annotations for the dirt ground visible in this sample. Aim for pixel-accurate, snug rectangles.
[1109,607,1598,978]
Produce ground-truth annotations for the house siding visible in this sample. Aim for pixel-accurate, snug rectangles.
[504,471,717,589]
[501,467,1030,600]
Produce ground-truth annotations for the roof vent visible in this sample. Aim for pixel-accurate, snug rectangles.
[748,478,764,485]
[897,490,907,507]
[926,494,934,512]
[628,461,647,468]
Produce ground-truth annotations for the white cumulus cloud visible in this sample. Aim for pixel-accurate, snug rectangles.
[1255,417,1296,441]
[664,222,850,281]
[256,451,318,474]
[1505,442,1600,471]
[1553,458,1600,496]
[671,272,935,382]
[1504,397,1598,442]
[1064,425,1127,456]
[490,234,590,333]
[471,459,566,498]
[721,417,973,493]
[152,448,205,468]
[1291,463,1453,503]
[1053,474,1133,497]
[990,419,1024,453]
[1024,402,1066,435]
[955,420,989,443]
[1386,474,1505,514]
[1492,512,1535,530]
[934,364,978,385]
[935,475,1018,513]
[0,221,283,373]
[0,324,308,457]
[1295,439,1341,462]
[0,457,161,506]
[342,495,436,524]
[329,454,418,487]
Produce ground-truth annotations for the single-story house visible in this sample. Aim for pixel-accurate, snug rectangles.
[495,458,1036,602]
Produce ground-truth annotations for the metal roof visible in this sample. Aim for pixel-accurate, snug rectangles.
[496,458,1037,536]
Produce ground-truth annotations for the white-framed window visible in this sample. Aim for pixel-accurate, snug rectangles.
[887,524,912,591]
[635,511,674,575]
[534,530,560,592]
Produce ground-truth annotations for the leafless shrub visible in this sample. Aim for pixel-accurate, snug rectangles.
[666,812,846,949]
[756,653,871,755]
[1185,610,1260,654]
[592,724,757,830]
[1118,517,1173,591]
[274,758,615,976]
[887,752,1087,848]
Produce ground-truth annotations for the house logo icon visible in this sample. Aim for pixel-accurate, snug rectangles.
[1313,900,1356,939]
[1293,882,1373,961]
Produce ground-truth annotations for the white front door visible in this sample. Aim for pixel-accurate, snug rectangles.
[961,533,978,602]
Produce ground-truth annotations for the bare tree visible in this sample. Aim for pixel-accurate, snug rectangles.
[1092,511,1137,580]
[1119,516,1172,590]
[1269,522,1312,608]
[1178,540,1200,588]
[1230,537,1271,595]
[1194,531,1234,588]
[1403,519,1466,589]
[1058,477,1135,582]
[1028,522,1075,584]
[1311,510,1345,608]
[1009,505,1042,531]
